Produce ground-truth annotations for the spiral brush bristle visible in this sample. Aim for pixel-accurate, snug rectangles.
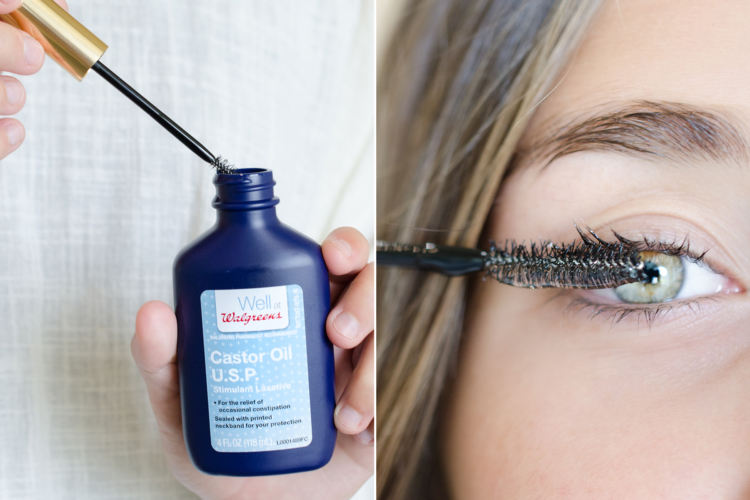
[211,156,235,174]
[485,226,649,289]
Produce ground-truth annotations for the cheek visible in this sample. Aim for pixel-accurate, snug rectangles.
[442,281,750,499]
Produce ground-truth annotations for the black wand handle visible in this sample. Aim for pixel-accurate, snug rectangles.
[92,61,216,164]
[377,242,486,277]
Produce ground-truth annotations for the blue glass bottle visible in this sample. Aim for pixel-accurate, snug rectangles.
[173,169,336,476]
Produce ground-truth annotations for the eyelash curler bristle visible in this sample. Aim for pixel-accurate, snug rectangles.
[377,226,685,289]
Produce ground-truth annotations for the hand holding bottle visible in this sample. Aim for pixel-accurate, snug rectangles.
[131,227,374,499]
[0,0,67,160]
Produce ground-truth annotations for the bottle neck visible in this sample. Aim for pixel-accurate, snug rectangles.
[216,207,280,228]
[212,169,280,226]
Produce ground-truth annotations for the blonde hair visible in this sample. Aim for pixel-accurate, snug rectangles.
[377,0,603,497]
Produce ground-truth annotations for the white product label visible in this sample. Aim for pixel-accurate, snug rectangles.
[201,285,313,453]
[214,286,289,332]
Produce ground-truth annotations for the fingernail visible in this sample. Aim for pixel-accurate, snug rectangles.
[0,0,18,5]
[335,404,361,430]
[3,121,23,148]
[357,428,373,445]
[331,237,352,259]
[333,311,359,339]
[23,34,44,66]
[4,80,22,106]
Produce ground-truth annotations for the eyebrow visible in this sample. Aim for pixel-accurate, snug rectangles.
[514,100,750,168]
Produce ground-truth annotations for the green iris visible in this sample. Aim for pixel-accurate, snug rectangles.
[615,251,684,304]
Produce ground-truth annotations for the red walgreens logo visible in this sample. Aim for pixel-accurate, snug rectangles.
[220,312,283,326]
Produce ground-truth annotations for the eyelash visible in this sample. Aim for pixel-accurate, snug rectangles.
[483,226,709,290]
[561,294,717,327]
[622,235,707,264]
[551,233,722,326]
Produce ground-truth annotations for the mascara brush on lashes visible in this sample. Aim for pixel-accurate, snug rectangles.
[377,227,656,289]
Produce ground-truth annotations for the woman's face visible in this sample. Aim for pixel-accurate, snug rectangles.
[443,0,750,497]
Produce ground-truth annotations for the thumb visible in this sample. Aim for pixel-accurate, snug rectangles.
[131,301,191,466]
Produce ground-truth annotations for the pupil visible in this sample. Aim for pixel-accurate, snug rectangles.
[642,261,662,284]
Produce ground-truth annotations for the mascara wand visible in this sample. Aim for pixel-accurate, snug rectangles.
[0,0,234,173]
[377,227,658,290]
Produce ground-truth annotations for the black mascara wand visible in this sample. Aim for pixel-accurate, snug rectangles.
[0,0,235,173]
[92,62,226,169]
[91,62,235,173]
[377,227,656,290]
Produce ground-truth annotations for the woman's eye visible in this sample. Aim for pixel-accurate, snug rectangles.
[590,251,733,304]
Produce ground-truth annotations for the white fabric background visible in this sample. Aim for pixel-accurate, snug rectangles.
[0,0,374,498]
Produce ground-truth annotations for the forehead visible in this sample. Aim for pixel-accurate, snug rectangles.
[524,0,750,136]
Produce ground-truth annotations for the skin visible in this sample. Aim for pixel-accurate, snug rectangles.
[133,227,374,499]
[0,0,68,159]
[443,0,750,498]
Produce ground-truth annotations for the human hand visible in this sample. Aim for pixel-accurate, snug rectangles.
[0,0,68,159]
[132,227,374,500]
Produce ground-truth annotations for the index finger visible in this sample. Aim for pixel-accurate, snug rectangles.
[0,0,69,76]
[0,0,23,15]
[321,227,370,304]
[0,0,68,15]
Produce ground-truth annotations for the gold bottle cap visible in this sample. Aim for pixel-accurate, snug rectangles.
[0,0,107,81]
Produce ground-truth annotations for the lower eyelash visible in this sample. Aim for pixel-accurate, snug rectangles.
[560,294,716,327]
